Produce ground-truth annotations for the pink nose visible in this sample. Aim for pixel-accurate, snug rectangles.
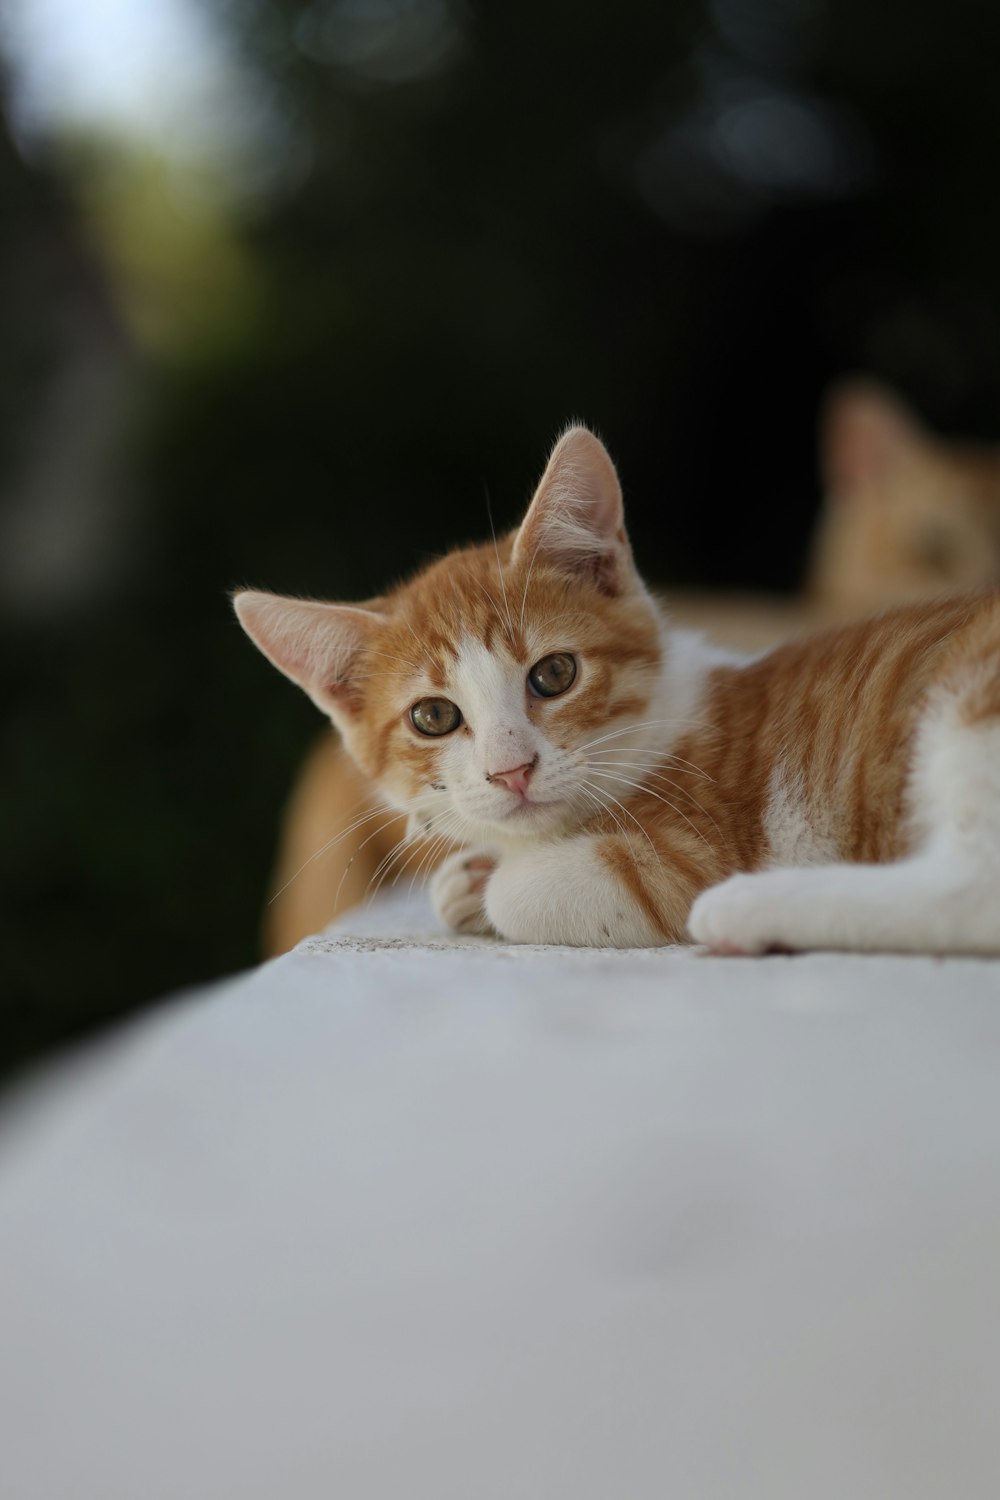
[489,760,536,797]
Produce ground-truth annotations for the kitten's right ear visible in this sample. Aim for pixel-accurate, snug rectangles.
[233,590,380,720]
[822,380,925,497]
[512,425,634,595]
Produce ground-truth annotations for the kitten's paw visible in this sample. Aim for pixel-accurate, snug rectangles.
[688,872,803,955]
[431,848,498,936]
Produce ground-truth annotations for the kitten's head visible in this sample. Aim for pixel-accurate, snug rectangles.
[811,379,1000,614]
[235,427,665,847]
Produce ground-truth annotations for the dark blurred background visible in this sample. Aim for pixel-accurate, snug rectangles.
[3,0,1000,1078]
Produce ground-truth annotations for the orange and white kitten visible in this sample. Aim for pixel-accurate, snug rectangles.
[236,427,1000,956]
[258,381,1000,954]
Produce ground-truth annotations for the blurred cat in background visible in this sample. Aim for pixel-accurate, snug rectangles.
[257,380,1000,953]
[810,379,1000,612]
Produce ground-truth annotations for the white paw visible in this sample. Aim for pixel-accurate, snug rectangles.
[688,871,804,955]
[431,848,498,935]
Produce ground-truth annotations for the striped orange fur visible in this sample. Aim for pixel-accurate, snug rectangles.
[237,427,1000,956]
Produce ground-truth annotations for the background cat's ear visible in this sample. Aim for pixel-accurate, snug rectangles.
[822,380,926,498]
[233,590,380,720]
[512,425,634,595]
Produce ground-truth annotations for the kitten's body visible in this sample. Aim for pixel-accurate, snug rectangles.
[238,428,1000,957]
[260,381,1000,956]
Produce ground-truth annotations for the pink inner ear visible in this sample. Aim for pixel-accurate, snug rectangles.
[512,425,630,592]
[233,590,382,720]
[832,417,885,495]
[323,677,363,714]
[824,386,921,498]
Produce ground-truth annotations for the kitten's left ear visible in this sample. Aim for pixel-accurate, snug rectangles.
[512,425,634,595]
[233,589,381,721]
[821,379,926,497]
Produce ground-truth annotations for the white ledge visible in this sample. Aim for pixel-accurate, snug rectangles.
[2,893,1000,1499]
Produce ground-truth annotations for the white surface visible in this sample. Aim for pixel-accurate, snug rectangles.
[3,893,1000,1499]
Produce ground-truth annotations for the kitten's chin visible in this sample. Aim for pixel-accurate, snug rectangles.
[501,797,560,822]
[477,796,579,839]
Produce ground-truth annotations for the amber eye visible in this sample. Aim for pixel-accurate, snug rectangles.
[527,652,577,698]
[410,698,462,736]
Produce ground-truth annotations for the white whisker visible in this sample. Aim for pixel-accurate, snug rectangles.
[582,759,723,837]
[586,767,715,852]
[486,502,518,647]
[268,801,397,906]
[517,545,541,635]
[586,748,715,781]
[333,807,407,910]
[580,777,660,859]
[366,823,423,903]
[575,717,714,755]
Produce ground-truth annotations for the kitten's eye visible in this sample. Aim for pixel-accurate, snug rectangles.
[528,653,577,698]
[410,698,462,736]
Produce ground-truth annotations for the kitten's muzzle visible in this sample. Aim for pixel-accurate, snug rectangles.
[486,757,537,798]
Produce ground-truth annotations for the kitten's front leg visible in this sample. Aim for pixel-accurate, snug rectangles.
[485,835,691,948]
[431,847,498,935]
[688,855,1000,956]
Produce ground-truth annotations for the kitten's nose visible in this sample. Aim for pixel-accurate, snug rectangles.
[488,759,536,797]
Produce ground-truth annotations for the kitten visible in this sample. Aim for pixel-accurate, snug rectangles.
[259,378,1000,960]
[236,427,1000,956]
